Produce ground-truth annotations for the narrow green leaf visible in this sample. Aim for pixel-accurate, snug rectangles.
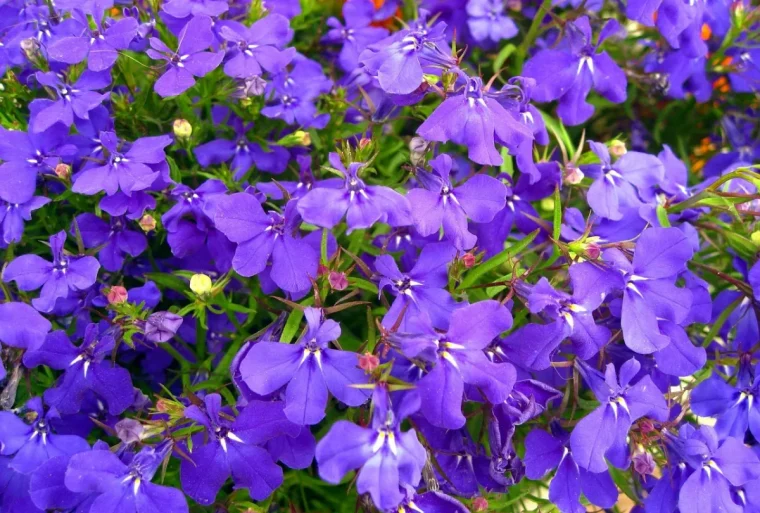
[459,230,539,289]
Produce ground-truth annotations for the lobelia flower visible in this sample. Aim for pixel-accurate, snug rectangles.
[360,17,456,95]
[3,230,100,313]
[471,163,558,257]
[180,394,300,504]
[647,424,760,513]
[627,0,706,58]
[257,155,343,200]
[218,15,295,78]
[194,112,290,177]
[297,152,412,232]
[161,0,229,21]
[147,15,224,98]
[375,241,461,331]
[0,302,51,381]
[390,488,470,513]
[524,421,617,513]
[602,227,694,354]
[72,131,172,197]
[0,115,75,204]
[29,446,99,513]
[65,441,189,513]
[23,323,134,415]
[322,0,388,72]
[416,76,534,166]
[0,196,50,245]
[29,70,112,133]
[396,300,516,429]
[315,387,427,509]
[582,141,665,221]
[47,4,138,71]
[0,397,90,476]
[407,153,507,250]
[466,0,518,45]
[500,264,612,371]
[73,213,147,272]
[569,358,669,473]
[690,358,760,441]
[215,195,318,293]
[522,17,627,125]
[239,308,371,425]
[261,60,332,129]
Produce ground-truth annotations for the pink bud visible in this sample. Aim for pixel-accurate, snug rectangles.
[462,252,476,268]
[585,242,601,260]
[328,271,348,291]
[564,164,584,185]
[107,286,128,305]
[55,163,71,180]
[472,497,489,512]
[358,352,380,372]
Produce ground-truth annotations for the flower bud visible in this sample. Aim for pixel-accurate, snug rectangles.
[21,38,40,60]
[139,214,157,232]
[609,139,627,157]
[277,130,311,147]
[190,273,213,296]
[563,163,585,185]
[751,230,760,246]
[409,137,430,166]
[328,271,348,291]
[172,118,192,139]
[144,311,183,343]
[472,497,489,512]
[107,285,128,305]
[358,352,380,372]
[233,75,267,98]
[633,452,656,476]
[55,163,71,180]
[462,252,476,268]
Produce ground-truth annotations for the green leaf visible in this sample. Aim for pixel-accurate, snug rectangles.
[493,43,516,73]
[725,231,757,260]
[656,204,672,227]
[146,272,188,294]
[552,186,561,240]
[281,308,304,343]
[459,230,540,289]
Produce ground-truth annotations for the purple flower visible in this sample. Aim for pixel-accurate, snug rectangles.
[3,230,100,313]
[180,394,299,504]
[0,116,74,204]
[525,422,617,513]
[0,196,50,245]
[582,141,665,220]
[691,359,760,442]
[147,15,224,98]
[29,448,96,512]
[398,301,515,429]
[466,0,518,44]
[47,7,138,71]
[416,76,533,166]
[360,18,456,95]
[257,155,343,200]
[375,241,460,331]
[23,324,134,415]
[72,131,172,196]
[322,0,388,72]
[144,311,183,343]
[522,17,627,125]
[215,195,318,293]
[29,71,111,133]
[161,0,229,20]
[407,153,507,249]
[239,308,370,425]
[74,213,147,272]
[0,302,51,381]
[218,15,294,78]
[0,397,90,476]
[261,58,332,128]
[569,358,669,473]
[627,0,706,57]
[65,441,189,513]
[297,153,412,232]
[194,114,290,177]
[315,388,427,509]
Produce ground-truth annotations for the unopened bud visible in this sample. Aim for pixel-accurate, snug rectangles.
[409,136,430,166]
[564,163,585,185]
[751,231,760,246]
[472,497,489,512]
[328,271,348,291]
[115,418,144,444]
[190,273,213,296]
[506,0,522,9]
[609,139,627,157]
[172,118,192,139]
[107,286,128,305]
[462,252,476,268]
[55,163,71,180]
[234,75,267,98]
[359,137,371,150]
[585,241,601,260]
[277,130,311,147]
[139,214,156,232]
[358,352,380,372]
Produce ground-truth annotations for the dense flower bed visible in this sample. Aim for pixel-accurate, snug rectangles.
[0,0,759,512]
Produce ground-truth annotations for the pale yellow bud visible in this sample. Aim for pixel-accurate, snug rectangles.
[190,274,213,296]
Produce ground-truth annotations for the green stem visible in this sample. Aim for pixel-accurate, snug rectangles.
[514,0,552,71]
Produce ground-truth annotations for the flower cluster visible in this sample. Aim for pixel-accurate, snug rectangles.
[0,0,759,512]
